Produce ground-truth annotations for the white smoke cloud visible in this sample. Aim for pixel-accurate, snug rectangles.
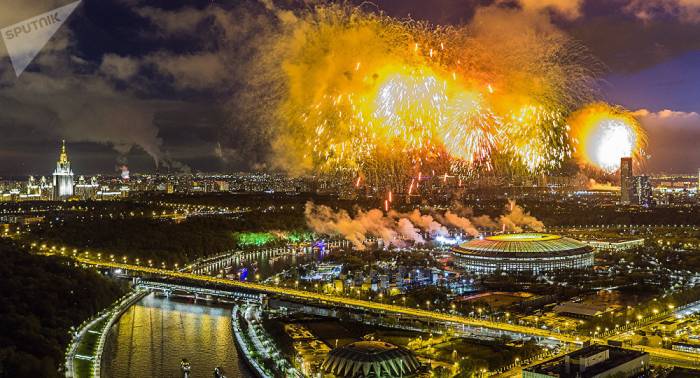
[443,211,479,236]
[499,200,545,232]
[471,214,499,230]
[397,218,425,245]
[390,209,448,237]
[306,200,546,248]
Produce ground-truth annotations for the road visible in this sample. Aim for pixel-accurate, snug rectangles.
[75,256,582,343]
[75,256,700,367]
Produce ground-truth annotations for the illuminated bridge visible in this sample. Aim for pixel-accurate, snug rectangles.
[135,279,262,302]
[75,256,582,344]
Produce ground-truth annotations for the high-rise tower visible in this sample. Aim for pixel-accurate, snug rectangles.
[52,140,74,199]
[620,157,634,205]
[634,175,652,207]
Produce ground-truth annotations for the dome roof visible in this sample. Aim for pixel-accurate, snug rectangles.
[321,341,420,377]
[452,233,592,258]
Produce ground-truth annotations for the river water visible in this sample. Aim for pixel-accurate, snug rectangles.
[101,293,253,378]
[225,247,326,280]
[102,248,327,377]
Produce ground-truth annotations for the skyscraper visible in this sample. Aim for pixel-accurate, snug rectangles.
[634,175,652,207]
[620,157,634,205]
[52,140,74,199]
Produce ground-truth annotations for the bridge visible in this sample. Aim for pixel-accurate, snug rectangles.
[71,255,700,368]
[135,279,263,302]
[76,256,583,344]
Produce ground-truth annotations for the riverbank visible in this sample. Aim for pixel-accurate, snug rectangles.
[65,289,148,378]
[232,305,272,378]
[232,303,302,378]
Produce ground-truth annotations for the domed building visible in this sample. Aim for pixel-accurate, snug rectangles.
[451,233,594,273]
[321,341,420,377]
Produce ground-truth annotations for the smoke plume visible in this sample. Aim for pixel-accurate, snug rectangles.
[306,199,545,248]
[499,200,545,232]
[443,211,479,236]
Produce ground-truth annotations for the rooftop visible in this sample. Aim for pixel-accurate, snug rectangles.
[526,345,648,378]
[454,233,593,256]
[322,341,420,377]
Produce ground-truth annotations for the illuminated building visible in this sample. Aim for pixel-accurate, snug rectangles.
[620,157,633,205]
[74,176,99,200]
[26,176,40,196]
[39,176,53,199]
[52,140,74,199]
[96,185,128,200]
[580,238,645,252]
[284,324,331,376]
[523,345,648,378]
[634,175,652,207]
[672,342,700,355]
[451,233,594,273]
[321,341,420,377]
[22,175,53,201]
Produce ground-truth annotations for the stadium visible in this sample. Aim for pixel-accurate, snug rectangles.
[451,233,594,273]
[322,341,420,377]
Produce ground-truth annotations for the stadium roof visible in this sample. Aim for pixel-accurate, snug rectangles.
[321,341,420,377]
[453,233,592,257]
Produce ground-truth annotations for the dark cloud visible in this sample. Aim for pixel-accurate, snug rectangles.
[1,0,700,175]
[635,109,700,173]
[0,0,240,175]
[564,10,700,72]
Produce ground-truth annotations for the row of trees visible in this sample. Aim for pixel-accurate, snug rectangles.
[30,217,239,264]
[0,240,125,377]
[29,200,321,264]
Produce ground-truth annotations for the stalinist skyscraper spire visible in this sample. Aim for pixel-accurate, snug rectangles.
[52,140,74,199]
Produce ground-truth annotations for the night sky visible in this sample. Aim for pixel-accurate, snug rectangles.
[1,0,699,176]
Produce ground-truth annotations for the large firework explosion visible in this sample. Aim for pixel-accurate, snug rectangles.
[248,3,641,189]
[568,102,647,172]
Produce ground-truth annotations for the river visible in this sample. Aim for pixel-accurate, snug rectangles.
[101,293,253,378]
[225,247,326,280]
[101,247,327,377]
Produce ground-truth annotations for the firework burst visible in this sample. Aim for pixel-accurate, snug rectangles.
[568,102,647,172]
[248,3,607,187]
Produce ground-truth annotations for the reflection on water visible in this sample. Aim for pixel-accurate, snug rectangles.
[102,293,252,378]
[228,248,325,280]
